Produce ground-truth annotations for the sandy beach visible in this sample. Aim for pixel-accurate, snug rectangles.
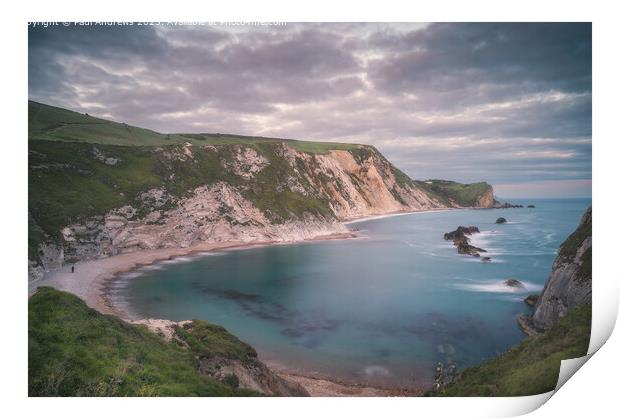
[29,232,356,317]
[275,371,423,397]
[29,207,456,316]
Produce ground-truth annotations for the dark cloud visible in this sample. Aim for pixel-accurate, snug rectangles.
[369,23,591,97]
[28,23,591,197]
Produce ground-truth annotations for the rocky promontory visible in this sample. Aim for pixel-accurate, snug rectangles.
[444,226,487,257]
[28,101,498,282]
[518,206,592,335]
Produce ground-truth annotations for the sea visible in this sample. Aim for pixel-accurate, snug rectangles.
[109,198,591,388]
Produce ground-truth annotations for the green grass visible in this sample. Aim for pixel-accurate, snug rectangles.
[175,321,258,360]
[29,287,258,396]
[558,207,592,263]
[429,304,591,397]
[29,141,163,247]
[414,179,492,207]
[29,101,190,146]
[29,100,361,152]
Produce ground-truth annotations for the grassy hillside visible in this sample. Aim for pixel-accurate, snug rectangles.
[29,101,191,146]
[414,179,492,207]
[429,304,591,397]
[29,101,359,153]
[29,287,259,396]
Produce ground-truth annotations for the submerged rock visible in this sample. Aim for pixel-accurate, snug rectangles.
[481,256,492,263]
[527,204,536,208]
[524,295,539,307]
[504,279,526,289]
[495,217,507,224]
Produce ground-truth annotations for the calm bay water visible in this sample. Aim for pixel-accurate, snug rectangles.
[112,198,591,388]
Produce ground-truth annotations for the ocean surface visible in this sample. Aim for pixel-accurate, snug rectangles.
[111,198,591,388]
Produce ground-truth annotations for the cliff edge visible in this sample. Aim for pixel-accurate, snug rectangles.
[28,101,495,281]
[528,206,592,331]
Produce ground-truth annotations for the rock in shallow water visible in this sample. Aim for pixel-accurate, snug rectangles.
[444,226,486,257]
[495,217,507,224]
[504,279,526,289]
[524,294,539,307]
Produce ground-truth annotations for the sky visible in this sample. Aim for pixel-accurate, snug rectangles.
[28,22,592,198]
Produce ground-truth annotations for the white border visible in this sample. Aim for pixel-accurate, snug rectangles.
[3,1,619,418]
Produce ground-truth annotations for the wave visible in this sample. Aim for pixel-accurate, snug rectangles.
[140,264,164,271]
[452,279,543,294]
[461,257,506,263]
[344,209,452,225]
[120,272,144,280]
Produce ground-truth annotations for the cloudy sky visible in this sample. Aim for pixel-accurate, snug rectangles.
[29,22,591,198]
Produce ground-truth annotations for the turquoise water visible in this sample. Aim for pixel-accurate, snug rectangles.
[112,198,591,388]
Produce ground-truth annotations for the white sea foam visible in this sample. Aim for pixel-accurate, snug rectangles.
[453,279,543,294]
[121,272,144,279]
[140,264,164,271]
[161,258,188,265]
[344,209,454,225]
[461,257,506,263]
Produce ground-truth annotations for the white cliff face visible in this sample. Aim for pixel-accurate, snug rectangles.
[276,145,443,219]
[474,188,495,208]
[29,143,490,280]
[57,182,349,263]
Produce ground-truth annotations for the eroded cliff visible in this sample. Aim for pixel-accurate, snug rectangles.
[530,206,592,330]
[28,101,495,281]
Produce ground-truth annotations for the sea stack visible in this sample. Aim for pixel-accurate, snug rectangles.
[443,226,486,257]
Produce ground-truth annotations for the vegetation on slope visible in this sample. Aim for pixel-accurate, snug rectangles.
[429,304,591,397]
[414,179,492,207]
[29,287,258,396]
[28,101,493,264]
[28,139,337,258]
[29,101,190,146]
[29,101,359,153]
[27,101,364,258]
[558,207,592,283]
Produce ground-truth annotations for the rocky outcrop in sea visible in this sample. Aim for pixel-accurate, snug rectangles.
[443,226,487,257]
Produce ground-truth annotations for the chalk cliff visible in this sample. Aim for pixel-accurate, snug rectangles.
[28,101,495,280]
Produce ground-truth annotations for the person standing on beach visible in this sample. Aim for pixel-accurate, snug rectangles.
[71,265,75,273]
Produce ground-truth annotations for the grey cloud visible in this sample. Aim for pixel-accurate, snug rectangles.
[28,23,591,195]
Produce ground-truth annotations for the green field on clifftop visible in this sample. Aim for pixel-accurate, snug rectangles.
[414,179,492,207]
[29,101,359,153]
